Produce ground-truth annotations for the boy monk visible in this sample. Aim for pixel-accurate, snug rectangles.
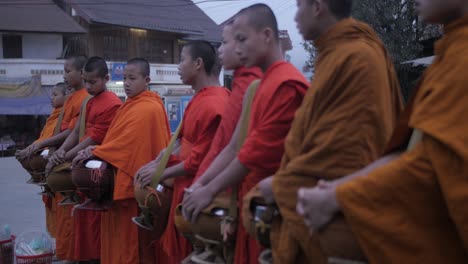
[48,56,122,262]
[260,0,403,263]
[73,58,171,264]
[135,40,230,264]
[28,55,89,262]
[182,4,309,263]
[297,0,468,263]
[25,56,89,156]
[16,82,67,238]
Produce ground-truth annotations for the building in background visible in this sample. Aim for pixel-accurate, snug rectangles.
[0,0,222,153]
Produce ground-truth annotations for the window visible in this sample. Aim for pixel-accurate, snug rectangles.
[2,35,22,58]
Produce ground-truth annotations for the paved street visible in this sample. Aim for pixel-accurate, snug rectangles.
[0,157,46,237]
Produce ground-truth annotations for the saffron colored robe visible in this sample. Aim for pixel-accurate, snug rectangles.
[55,88,90,261]
[271,18,403,264]
[194,67,262,181]
[92,90,171,264]
[336,15,468,264]
[235,61,309,264]
[161,86,230,263]
[73,90,122,261]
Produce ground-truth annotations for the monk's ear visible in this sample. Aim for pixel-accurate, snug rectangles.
[145,76,151,85]
[104,74,110,83]
[263,27,274,45]
[195,57,203,71]
[314,0,326,16]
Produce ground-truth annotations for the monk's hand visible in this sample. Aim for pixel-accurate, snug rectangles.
[182,182,203,202]
[27,142,44,158]
[45,161,54,176]
[48,149,66,166]
[297,180,339,234]
[135,161,157,187]
[182,186,215,223]
[154,148,166,163]
[15,148,28,161]
[258,176,275,204]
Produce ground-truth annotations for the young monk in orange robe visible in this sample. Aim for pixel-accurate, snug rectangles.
[182,5,309,263]
[296,1,468,263]
[250,0,403,263]
[25,56,89,262]
[73,58,171,264]
[48,57,122,262]
[135,40,230,264]
[15,83,67,238]
[192,21,262,184]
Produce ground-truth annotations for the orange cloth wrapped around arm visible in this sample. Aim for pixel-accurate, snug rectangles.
[336,16,468,264]
[60,88,89,131]
[272,18,402,232]
[36,107,62,142]
[83,90,122,144]
[92,90,171,200]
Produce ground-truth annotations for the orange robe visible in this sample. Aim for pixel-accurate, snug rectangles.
[60,88,89,131]
[36,107,63,143]
[92,90,170,264]
[235,61,309,264]
[271,18,403,263]
[336,15,468,264]
[161,86,230,263]
[194,67,263,181]
[55,88,90,261]
[37,107,63,238]
[74,90,122,261]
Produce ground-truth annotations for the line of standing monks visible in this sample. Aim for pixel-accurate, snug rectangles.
[15,0,468,263]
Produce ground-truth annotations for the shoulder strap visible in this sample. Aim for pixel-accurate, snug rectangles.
[229,79,261,219]
[78,96,93,141]
[150,122,183,188]
[236,79,260,151]
[53,108,65,136]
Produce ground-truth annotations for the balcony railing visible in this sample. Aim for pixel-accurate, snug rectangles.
[0,59,183,86]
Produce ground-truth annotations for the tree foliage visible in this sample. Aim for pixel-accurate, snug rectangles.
[303,0,441,100]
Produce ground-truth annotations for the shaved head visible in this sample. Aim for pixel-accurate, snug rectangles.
[236,3,279,41]
[127,57,150,77]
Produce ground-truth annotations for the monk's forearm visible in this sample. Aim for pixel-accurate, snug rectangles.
[161,162,186,181]
[333,152,402,186]
[65,137,96,161]
[37,129,71,149]
[204,158,249,196]
[197,143,237,186]
[59,128,79,152]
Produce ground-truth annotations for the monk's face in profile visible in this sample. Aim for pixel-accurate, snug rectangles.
[295,0,320,40]
[63,59,83,89]
[50,86,66,108]
[178,46,198,85]
[233,14,268,68]
[415,0,464,24]
[83,70,108,96]
[218,25,241,70]
[123,64,150,98]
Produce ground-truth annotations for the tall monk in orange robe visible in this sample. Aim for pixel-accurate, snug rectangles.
[135,41,230,264]
[263,1,403,263]
[73,58,171,264]
[182,5,309,264]
[296,2,468,264]
[49,57,122,262]
[15,83,67,238]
